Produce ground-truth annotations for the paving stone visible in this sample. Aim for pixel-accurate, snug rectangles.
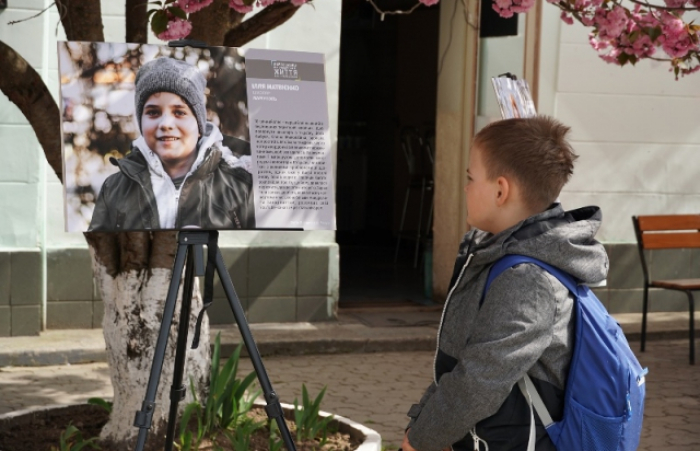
[0,339,696,450]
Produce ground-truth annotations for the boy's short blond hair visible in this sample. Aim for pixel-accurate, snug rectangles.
[474,116,578,211]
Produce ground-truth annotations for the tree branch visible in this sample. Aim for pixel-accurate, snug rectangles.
[126,0,149,44]
[55,0,105,41]
[189,0,245,46]
[0,41,62,182]
[224,1,301,47]
[626,0,700,11]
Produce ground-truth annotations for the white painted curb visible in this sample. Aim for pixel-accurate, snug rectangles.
[1,402,383,451]
[258,401,383,451]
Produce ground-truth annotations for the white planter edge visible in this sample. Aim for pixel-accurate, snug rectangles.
[274,401,383,451]
[1,402,383,451]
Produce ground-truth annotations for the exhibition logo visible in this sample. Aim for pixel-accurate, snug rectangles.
[271,61,299,80]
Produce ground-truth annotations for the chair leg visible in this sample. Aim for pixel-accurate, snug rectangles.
[641,284,649,353]
[686,291,695,365]
[414,178,426,268]
[426,186,434,238]
[395,186,411,263]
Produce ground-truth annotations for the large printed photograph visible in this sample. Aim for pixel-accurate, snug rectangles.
[59,41,255,232]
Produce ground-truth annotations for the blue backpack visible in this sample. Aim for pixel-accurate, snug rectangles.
[484,255,648,451]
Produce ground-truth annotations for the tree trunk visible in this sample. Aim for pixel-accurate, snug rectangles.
[86,232,211,446]
[56,0,105,42]
[126,0,149,44]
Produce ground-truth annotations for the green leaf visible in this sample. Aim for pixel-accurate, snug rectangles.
[151,9,169,35]
[616,52,630,66]
[234,371,258,402]
[87,397,112,413]
[628,30,639,44]
[648,26,662,43]
[169,6,188,20]
[179,402,199,441]
[147,8,160,18]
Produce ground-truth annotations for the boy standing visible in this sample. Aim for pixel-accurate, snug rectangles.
[403,117,608,451]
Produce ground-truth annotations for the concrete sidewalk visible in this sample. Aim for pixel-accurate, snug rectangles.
[0,309,697,449]
[0,341,698,450]
[0,310,695,367]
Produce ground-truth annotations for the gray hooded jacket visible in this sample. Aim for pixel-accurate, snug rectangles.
[406,204,609,451]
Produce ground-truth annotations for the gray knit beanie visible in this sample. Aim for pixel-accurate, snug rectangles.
[134,57,207,136]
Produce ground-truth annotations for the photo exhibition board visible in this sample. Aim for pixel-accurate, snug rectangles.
[58,42,335,232]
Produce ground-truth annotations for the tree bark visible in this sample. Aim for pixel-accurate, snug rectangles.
[189,0,245,45]
[224,2,301,47]
[55,0,105,42]
[0,41,62,182]
[126,0,149,44]
[85,231,210,446]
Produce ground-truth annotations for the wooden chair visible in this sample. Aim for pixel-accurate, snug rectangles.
[632,215,700,364]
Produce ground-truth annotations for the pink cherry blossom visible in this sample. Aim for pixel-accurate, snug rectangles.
[157,16,193,40]
[229,0,253,14]
[420,0,440,6]
[491,0,700,77]
[595,6,629,40]
[511,0,535,13]
[658,12,699,58]
[176,0,214,14]
[492,0,516,18]
[561,11,574,25]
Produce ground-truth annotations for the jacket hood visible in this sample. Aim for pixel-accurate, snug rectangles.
[132,122,252,178]
[464,204,608,285]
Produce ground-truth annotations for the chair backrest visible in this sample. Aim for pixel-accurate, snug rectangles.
[633,215,700,249]
[632,215,700,282]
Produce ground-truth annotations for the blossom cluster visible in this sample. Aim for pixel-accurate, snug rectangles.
[492,0,700,77]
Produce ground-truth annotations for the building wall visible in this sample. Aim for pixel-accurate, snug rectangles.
[0,1,341,335]
[537,8,700,314]
[433,5,700,315]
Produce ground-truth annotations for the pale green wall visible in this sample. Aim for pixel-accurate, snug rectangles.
[476,14,527,125]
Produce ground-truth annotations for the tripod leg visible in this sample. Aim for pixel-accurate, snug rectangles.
[214,247,298,451]
[164,250,197,450]
[133,243,189,451]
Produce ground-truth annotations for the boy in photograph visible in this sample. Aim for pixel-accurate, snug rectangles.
[402,117,608,451]
[89,57,255,231]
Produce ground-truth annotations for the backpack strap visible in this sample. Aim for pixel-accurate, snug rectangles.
[483,255,579,451]
[483,255,578,305]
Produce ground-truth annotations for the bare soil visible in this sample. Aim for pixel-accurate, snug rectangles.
[0,405,362,451]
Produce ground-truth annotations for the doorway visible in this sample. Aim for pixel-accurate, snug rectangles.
[336,0,440,307]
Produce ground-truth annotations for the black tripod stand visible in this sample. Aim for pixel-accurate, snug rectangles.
[132,230,297,451]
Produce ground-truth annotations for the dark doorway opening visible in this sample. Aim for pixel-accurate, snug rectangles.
[336,0,440,307]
